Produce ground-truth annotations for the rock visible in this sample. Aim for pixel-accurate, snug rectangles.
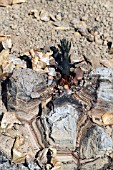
[49,14,56,21]
[86,34,94,42]
[70,18,79,28]
[0,0,26,6]
[103,40,107,46]
[80,157,110,170]
[80,68,113,159]
[102,112,113,125]
[56,13,62,21]
[83,54,100,68]
[81,15,88,21]
[80,125,113,159]
[40,10,50,22]
[7,68,47,115]
[53,21,61,27]
[47,96,81,150]
[95,35,103,45]
[29,10,40,21]
[48,67,56,76]
[0,0,12,6]
[62,162,77,170]
[0,152,41,170]
[100,59,113,68]
[89,68,113,117]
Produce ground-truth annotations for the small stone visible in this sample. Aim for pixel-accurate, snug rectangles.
[109,13,113,18]
[64,84,69,90]
[102,112,113,125]
[10,24,17,30]
[81,15,88,21]
[56,13,62,21]
[74,32,81,36]
[48,75,53,80]
[48,68,56,76]
[48,79,53,85]
[29,10,40,20]
[53,21,61,27]
[104,33,110,39]
[49,14,56,21]
[95,16,100,21]
[95,35,103,45]
[31,92,40,98]
[103,40,107,46]
[76,67,84,80]
[80,125,113,159]
[86,34,94,42]
[40,10,50,22]
[70,18,79,27]
[12,14,19,19]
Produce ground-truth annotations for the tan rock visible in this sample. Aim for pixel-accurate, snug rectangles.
[102,112,113,125]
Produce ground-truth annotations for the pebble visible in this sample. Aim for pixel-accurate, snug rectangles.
[64,84,69,90]
[48,67,56,76]
[56,13,62,21]
[49,14,56,21]
[48,75,53,80]
[29,10,40,20]
[31,92,40,98]
[103,33,110,39]
[53,21,61,27]
[102,112,113,125]
[86,34,94,42]
[81,15,88,21]
[109,13,113,18]
[10,24,17,30]
[70,18,79,27]
[95,16,100,21]
[40,11,50,22]
[103,40,107,46]
[95,35,103,45]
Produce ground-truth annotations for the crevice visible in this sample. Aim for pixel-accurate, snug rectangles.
[38,103,42,117]
[19,55,32,69]
[1,79,9,110]
[46,117,55,143]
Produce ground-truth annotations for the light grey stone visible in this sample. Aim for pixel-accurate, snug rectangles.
[48,96,81,150]
[80,125,113,159]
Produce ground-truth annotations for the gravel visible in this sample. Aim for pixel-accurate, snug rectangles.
[0,0,113,65]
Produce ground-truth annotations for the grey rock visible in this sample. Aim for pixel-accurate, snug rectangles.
[56,13,62,21]
[48,96,81,150]
[80,157,110,170]
[7,68,47,112]
[0,152,41,170]
[92,68,113,101]
[53,21,61,27]
[63,162,77,170]
[80,125,113,159]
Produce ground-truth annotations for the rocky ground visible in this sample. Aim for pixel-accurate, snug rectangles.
[0,0,113,170]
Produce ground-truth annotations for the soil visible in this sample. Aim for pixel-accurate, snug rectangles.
[0,0,113,61]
